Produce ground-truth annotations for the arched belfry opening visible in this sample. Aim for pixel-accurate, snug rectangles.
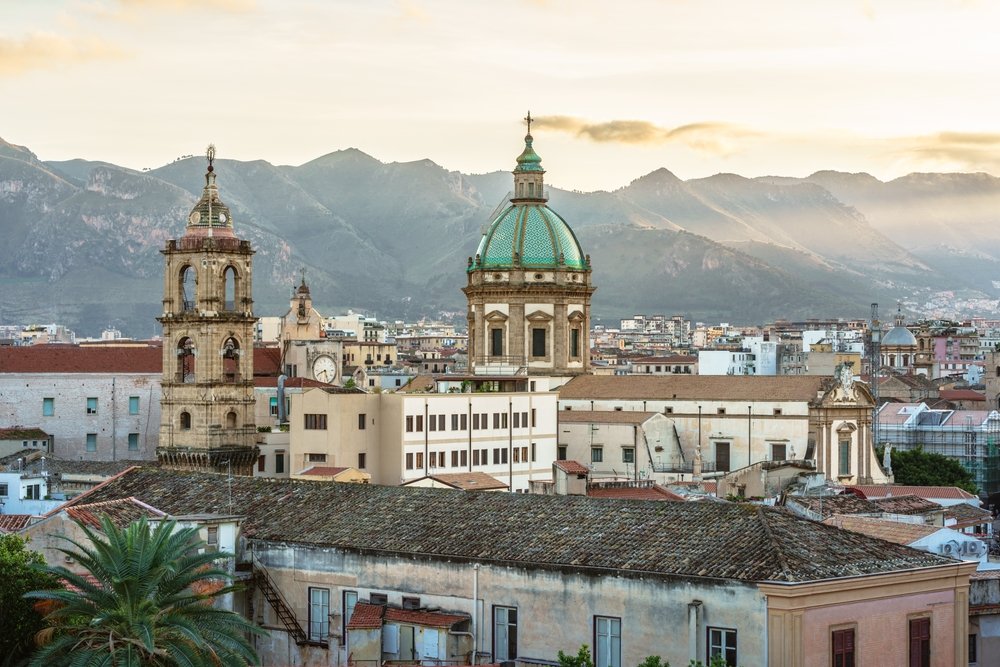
[157,145,258,475]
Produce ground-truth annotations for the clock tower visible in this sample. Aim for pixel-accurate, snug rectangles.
[157,147,259,475]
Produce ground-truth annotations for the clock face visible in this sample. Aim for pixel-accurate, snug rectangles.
[312,355,336,383]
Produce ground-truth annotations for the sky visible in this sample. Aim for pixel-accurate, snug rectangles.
[2,0,1000,192]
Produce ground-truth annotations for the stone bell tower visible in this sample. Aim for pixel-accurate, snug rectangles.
[157,146,258,474]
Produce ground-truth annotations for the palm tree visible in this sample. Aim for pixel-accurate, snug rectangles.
[27,515,264,666]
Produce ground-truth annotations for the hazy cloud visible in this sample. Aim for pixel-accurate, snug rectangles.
[0,32,126,76]
[889,131,1000,172]
[534,116,760,155]
[117,0,255,11]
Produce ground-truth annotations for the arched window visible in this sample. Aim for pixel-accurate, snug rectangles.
[180,411,191,430]
[180,266,197,312]
[177,337,196,383]
[226,411,237,429]
[222,266,238,311]
[222,337,241,383]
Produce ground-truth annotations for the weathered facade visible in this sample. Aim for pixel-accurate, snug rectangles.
[157,153,258,474]
[558,372,888,485]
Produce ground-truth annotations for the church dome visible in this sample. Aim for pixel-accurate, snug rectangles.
[882,325,917,347]
[470,122,588,272]
[474,202,587,270]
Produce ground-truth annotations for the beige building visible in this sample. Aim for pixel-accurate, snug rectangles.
[157,154,258,474]
[290,385,558,491]
[558,370,889,485]
[279,278,346,386]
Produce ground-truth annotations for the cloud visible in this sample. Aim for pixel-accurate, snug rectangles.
[888,131,1000,172]
[116,0,254,11]
[0,32,126,76]
[533,115,760,155]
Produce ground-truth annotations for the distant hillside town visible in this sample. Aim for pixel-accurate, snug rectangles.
[2,125,998,665]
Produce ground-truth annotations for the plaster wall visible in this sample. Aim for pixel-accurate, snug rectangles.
[253,544,769,667]
[0,372,161,461]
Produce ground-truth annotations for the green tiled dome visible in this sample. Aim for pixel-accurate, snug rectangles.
[473,202,587,270]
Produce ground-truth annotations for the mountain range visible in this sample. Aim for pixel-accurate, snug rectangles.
[2,135,999,336]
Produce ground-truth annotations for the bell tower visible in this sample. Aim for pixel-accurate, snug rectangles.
[157,146,258,474]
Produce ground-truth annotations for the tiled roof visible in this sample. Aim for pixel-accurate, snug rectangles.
[427,472,508,491]
[938,389,985,401]
[553,460,589,476]
[65,497,166,528]
[559,410,659,425]
[823,515,939,545]
[848,485,978,501]
[872,495,943,516]
[0,343,283,377]
[61,467,955,584]
[587,482,683,502]
[384,608,469,627]
[0,428,49,440]
[22,458,153,477]
[558,375,833,402]
[297,466,349,477]
[396,375,437,393]
[786,494,880,519]
[0,344,162,373]
[943,502,993,528]
[0,514,32,533]
[347,603,384,629]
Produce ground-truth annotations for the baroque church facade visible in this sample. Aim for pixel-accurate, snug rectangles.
[157,150,259,474]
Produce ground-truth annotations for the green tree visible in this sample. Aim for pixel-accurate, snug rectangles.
[0,534,59,665]
[880,445,979,495]
[26,516,265,666]
[558,644,595,667]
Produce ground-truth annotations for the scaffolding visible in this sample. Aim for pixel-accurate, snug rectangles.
[883,410,1000,495]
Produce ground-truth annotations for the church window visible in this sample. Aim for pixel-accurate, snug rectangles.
[180,411,192,430]
[571,328,581,358]
[222,266,238,311]
[491,328,503,357]
[531,328,547,358]
[180,266,197,311]
[222,337,241,383]
[839,439,851,476]
[177,337,196,382]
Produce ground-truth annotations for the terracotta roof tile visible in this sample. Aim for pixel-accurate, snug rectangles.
[347,603,384,629]
[426,472,508,491]
[0,344,162,373]
[943,503,993,528]
[60,467,956,584]
[632,355,697,364]
[823,515,939,545]
[554,460,589,476]
[848,485,978,501]
[297,466,349,477]
[0,514,32,532]
[786,494,880,520]
[872,495,943,516]
[384,608,469,628]
[65,497,166,528]
[253,377,333,389]
[558,375,833,402]
[559,411,659,425]
[938,389,985,401]
[587,482,683,502]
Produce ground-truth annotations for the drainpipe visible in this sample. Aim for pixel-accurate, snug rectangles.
[472,563,480,666]
[688,600,702,664]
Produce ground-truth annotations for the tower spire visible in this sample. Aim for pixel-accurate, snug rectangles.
[524,110,533,136]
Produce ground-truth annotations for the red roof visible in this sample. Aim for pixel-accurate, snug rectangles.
[0,344,283,377]
[0,514,32,532]
[587,484,684,502]
[0,344,162,373]
[297,466,349,477]
[347,603,384,629]
[384,608,469,628]
[847,485,978,501]
[554,460,589,476]
[939,389,986,401]
[633,355,697,364]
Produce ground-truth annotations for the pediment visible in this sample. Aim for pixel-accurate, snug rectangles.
[526,310,553,322]
[485,310,509,323]
[568,310,585,323]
